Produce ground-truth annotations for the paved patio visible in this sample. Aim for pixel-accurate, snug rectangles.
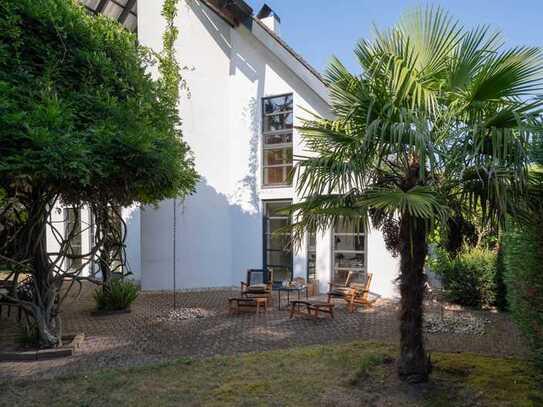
[0,284,528,382]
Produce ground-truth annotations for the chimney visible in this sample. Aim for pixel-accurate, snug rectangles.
[256,4,281,35]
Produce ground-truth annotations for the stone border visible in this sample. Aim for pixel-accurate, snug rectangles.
[90,308,131,317]
[142,286,238,294]
[0,333,84,362]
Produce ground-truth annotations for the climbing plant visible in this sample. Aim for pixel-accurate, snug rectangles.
[0,0,198,347]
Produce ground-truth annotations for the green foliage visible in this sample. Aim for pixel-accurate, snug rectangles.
[0,0,197,346]
[494,245,508,311]
[288,6,541,246]
[0,0,197,207]
[503,219,543,369]
[93,278,139,311]
[431,246,498,308]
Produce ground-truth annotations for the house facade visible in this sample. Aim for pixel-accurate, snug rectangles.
[54,0,400,299]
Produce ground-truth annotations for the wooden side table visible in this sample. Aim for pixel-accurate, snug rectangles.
[289,300,335,319]
[228,297,268,315]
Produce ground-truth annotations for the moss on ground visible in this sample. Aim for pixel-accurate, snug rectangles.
[1,341,541,406]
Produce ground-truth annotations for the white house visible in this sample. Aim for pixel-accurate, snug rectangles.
[59,0,400,299]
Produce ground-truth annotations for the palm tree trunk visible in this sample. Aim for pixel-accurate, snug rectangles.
[397,213,430,383]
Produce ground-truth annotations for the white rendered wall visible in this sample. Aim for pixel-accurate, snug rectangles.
[137,0,400,297]
[123,205,141,281]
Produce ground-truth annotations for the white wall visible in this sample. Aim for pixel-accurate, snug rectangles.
[137,0,400,297]
[123,205,141,281]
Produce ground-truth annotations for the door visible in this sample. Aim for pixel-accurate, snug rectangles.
[263,200,292,286]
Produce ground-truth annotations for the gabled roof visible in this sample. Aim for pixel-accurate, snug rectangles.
[201,0,328,97]
[251,16,325,86]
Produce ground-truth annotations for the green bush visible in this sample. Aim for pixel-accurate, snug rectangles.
[93,278,139,311]
[431,246,497,308]
[503,221,543,369]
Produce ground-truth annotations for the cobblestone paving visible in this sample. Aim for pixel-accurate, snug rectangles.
[0,286,528,382]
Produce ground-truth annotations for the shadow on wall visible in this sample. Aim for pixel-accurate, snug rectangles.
[141,178,262,291]
[229,96,259,213]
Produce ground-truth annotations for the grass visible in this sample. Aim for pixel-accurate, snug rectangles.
[1,341,542,406]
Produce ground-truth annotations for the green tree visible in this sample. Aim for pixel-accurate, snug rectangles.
[0,0,198,347]
[290,7,542,382]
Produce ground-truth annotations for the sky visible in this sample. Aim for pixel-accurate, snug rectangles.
[245,0,543,74]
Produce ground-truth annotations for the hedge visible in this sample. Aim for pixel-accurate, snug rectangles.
[503,220,543,369]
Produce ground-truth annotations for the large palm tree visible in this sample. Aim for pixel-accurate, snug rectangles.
[290,7,543,383]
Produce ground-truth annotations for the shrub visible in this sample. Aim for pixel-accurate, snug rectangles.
[431,246,497,308]
[503,221,543,369]
[94,278,139,311]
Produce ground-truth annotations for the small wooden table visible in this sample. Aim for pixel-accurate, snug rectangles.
[289,300,335,320]
[228,297,268,315]
[276,286,308,310]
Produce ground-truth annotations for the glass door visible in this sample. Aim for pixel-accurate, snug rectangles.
[263,200,292,287]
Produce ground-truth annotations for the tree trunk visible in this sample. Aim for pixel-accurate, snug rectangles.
[397,214,430,383]
[27,198,63,348]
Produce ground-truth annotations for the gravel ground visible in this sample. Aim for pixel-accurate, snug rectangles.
[0,284,529,382]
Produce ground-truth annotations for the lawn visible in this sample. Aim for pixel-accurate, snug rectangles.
[1,341,541,406]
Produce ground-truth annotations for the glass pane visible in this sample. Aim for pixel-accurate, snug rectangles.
[333,269,365,284]
[265,201,290,216]
[334,235,365,251]
[268,217,288,230]
[124,14,137,31]
[334,252,365,271]
[267,234,290,251]
[264,132,292,145]
[103,2,123,19]
[263,94,293,114]
[65,208,82,269]
[264,148,292,166]
[308,232,316,250]
[263,113,293,132]
[264,166,291,185]
[264,200,292,281]
[334,219,365,234]
[266,251,292,267]
[307,253,316,280]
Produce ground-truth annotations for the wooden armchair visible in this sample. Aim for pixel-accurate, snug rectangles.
[241,269,273,303]
[327,272,373,313]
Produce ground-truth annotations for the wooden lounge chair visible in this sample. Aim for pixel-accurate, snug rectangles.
[326,272,373,313]
[241,269,273,304]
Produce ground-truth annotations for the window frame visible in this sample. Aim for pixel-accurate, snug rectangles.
[331,220,367,283]
[262,199,293,285]
[64,207,83,271]
[306,231,317,281]
[261,93,294,188]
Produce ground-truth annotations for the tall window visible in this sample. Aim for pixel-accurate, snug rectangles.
[262,94,293,186]
[263,200,292,285]
[65,208,82,270]
[307,232,317,281]
[333,219,366,283]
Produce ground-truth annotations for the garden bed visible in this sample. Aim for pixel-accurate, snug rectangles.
[0,333,84,362]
